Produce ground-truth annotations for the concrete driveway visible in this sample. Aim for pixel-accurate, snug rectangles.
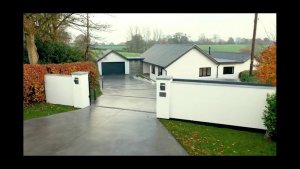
[24,75,188,155]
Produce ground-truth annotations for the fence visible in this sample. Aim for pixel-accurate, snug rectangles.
[156,76,276,130]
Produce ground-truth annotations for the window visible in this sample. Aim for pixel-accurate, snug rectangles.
[199,67,211,77]
[158,68,162,76]
[223,67,234,74]
[151,65,155,74]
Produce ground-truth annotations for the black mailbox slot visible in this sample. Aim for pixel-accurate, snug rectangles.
[159,92,166,97]
[160,83,165,91]
[74,77,79,84]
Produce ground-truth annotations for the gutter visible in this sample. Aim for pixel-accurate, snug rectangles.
[216,63,220,78]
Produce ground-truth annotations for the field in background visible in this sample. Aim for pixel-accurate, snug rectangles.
[91,45,127,51]
[119,52,141,57]
[198,44,249,53]
[90,44,268,58]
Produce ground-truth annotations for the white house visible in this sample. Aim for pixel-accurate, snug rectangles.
[97,50,143,76]
[142,44,255,81]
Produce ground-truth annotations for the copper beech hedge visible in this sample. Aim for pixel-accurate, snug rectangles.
[24,61,100,104]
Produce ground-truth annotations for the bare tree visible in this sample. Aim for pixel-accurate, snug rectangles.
[141,27,152,50]
[152,28,163,42]
[212,34,219,44]
[68,13,111,60]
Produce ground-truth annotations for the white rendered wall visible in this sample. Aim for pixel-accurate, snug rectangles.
[45,74,73,106]
[218,59,251,79]
[156,77,172,119]
[72,72,90,108]
[168,81,275,129]
[97,52,129,75]
[156,77,276,130]
[166,48,218,80]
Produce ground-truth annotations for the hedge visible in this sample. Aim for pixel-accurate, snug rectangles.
[24,61,99,104]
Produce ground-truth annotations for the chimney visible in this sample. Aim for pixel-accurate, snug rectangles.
[209,47,211,55]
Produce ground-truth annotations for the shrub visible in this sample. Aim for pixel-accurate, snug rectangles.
[263,93,277,138]
[239,70,259,83]
[24,62,99,104]
[255,43,276,86]
[23,64,47,103]
[23,37,85,64]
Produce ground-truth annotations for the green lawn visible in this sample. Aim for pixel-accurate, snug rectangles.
[24,102,79,120]
[92,45,127,51]
[160,119,276,156]
[198,44,249,53]
[24,86,102,120]
[90,49,102,58]
[90,49,140,58]
[119,52,141,57]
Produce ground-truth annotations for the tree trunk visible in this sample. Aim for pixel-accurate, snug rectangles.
[84,13,90,61]
[25,32,39,64]
[250,13,258,76]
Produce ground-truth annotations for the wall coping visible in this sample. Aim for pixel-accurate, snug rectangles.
[173,78,274,87]
[71,71,89,75]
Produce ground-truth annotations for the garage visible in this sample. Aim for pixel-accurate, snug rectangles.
[97,49,130,76]
[102,62,125,75]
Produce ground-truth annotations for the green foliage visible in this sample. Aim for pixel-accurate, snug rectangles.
[239,70,259,83]
[126,34,145,53]
[263,93,277,137]
[24,37,85,64]
[167,32,190,44]
[160,119,276,156]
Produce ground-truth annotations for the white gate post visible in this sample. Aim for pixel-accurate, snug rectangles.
[71,71,90,108]
[156,76,172,119]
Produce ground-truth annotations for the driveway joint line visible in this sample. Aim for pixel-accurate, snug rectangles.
[101,94,156,99]
[96,106,156,114]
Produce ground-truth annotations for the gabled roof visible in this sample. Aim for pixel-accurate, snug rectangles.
[209,52,250,63]
[96,49,128,62]
[142,44,218,68]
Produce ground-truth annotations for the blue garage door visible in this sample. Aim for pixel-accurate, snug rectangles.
[102,62,125,75]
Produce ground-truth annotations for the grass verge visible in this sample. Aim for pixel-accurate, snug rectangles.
[24,102,79,120]
[160,119,276,156]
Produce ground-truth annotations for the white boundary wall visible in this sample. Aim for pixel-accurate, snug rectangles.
[156,76,276,130]
[45,72,90,108]
[45,74,73,106]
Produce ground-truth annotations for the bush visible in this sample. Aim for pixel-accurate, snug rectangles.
[23,64,47,103]
[263,93,277,138]
[24,62,99,104]
[239,70,259,83]
[23,37,85,64]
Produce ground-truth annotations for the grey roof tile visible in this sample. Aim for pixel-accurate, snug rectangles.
[209,52,250,63]
[142,44,250,67]
[142,44,218,68]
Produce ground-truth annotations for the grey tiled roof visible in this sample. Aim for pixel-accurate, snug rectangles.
[142,44,250,67]
[142,44,218,68]
[209,52,250,63]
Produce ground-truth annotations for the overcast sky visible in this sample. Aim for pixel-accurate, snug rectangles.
[68,13,276,44]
